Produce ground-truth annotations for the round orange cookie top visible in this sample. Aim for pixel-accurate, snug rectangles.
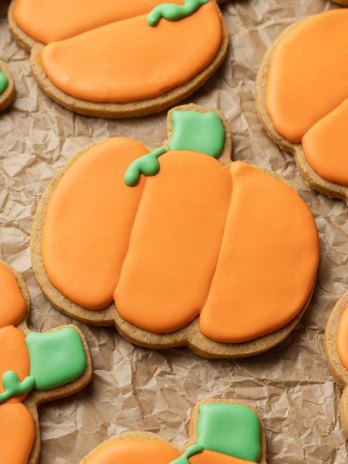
[0,262,27,328]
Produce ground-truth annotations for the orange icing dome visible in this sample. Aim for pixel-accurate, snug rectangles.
[337,306,348,371]
[266,9,348,185]
[0,262,27,327]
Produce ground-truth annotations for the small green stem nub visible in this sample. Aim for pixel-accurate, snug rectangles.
[147,0,209,27]
[0,71,9,95]
[0,371,35,404]
[124,147,167,186]
[170,444,204,464]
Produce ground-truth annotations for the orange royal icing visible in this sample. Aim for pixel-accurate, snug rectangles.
[266,9,348,185]
[42,138,148,310]
[0,326,30,402]
[42,140,319,343]
[337,306,348,371]
[115,151,232,333]
[82,439,180,464]
[0,262,27,328]
[0,403,35,464]
[199,162,318,343]
[13,0,182,44]
[302,99,348,186]
[39,2,222,103]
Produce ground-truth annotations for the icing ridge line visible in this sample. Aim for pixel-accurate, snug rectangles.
[148,0,209,26]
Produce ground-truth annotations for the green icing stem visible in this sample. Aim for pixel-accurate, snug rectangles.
[171,444,204,464]
[0,371,35,404]
[124,146,167,186]
[148,0,209,27]
[26,327,87,391]
[124,109,225,187]
[0,71,9,95]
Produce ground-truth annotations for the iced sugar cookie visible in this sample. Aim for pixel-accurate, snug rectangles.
[256,9,348,202]
[0,60,15,111]
[0,260,92,463]
[31,104,319,358]
[80,400,267,464]
[9,0,229,118]
[325,293,348,436]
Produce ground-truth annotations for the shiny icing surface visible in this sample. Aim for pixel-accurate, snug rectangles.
[42,137,318,343]
[337,306,348,371]
[266,9,348,185]
[13,0,183,43]
[0,263,27,327]
[0,403,35,464]
[40,2,222,103]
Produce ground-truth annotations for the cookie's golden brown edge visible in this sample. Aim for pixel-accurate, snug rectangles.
[0,260,93,464]
[255,20,348,203]
[331,0,348,5]
[324,292,348,436]
[9,0,230,118]
[0,60,15,111]
[30,103,317,359]
[79,399,267,463]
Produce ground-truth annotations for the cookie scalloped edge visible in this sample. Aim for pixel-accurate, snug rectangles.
[0,260,93,464]
[30,103,316,359]
[8,0,230,118]
[79,399,267,464]
[324,292,348,436]
[255,20,348,203]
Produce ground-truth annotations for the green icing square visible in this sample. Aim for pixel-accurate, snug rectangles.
[26,327,87,391]
[168,110,225,157]
[196,403,261,462]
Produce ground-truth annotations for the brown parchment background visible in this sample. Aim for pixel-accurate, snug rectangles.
[1,0,348,462]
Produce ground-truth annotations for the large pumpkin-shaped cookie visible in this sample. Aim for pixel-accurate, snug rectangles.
[256,9,348,202]
[31,104,319,358]
[0,261,91,464]
[80,400,267,464]
[9,0,229,118]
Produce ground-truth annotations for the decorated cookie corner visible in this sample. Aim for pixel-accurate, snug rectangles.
[0,260,92,464]
[80,400,266,464]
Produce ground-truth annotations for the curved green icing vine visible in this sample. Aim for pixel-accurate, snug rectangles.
[124,109,225,186]
[148,0,209,27]
[169,403,262,463]
[0,71,9,95]
[0,371,35,403]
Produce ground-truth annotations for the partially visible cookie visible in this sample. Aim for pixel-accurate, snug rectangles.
[9,0,230,118]
[325,293,348,436]
[0,260,92,463]
[256,9,348,202]
[31,104,319,359]
[80,399,267,464]
[0,60,15,111]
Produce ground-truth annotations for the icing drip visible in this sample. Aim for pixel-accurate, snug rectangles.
[125,147,167,186]
[148,0,209,26]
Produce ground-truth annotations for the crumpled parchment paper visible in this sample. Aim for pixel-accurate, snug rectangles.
[1,0,348,462]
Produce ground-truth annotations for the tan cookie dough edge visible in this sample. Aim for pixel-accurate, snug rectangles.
[254,21,348,203]
[30,104,315,359]
[0,260,93,464]
[0,60,15,111]
[324,292,348,436]
[80,399,267,463]
[9,0,229,118]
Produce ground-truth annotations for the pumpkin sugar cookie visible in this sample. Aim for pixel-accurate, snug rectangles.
[0,60,15,111]
[9,0,230,118]
[325,293,348,436]
[0,260,92,463]
[31,104,319,358]
[80,399,267,464]
[256,9,348,202]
